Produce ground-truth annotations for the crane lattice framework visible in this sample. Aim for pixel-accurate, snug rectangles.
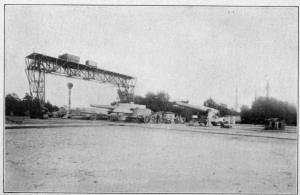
[25,53,136,103]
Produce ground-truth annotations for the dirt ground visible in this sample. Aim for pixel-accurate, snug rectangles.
[4,122,297,193]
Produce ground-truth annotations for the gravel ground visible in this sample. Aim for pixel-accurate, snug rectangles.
[4,123,297,193]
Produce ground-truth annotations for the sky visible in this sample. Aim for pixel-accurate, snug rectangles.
[5,5,298,108]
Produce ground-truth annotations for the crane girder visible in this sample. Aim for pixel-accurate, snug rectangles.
[25,53,136,103]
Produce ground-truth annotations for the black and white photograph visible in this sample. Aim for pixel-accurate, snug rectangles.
[2,2,299,194]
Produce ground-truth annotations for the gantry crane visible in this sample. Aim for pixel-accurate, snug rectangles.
[25,53,136,104]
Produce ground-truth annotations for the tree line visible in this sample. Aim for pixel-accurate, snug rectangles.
[6,91,297,125]
[240,97,297,125]
[133,92,297,125]
[5,93,59,118]
[133,92,239,121]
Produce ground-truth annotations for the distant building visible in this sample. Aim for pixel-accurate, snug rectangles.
[264,118,285,130]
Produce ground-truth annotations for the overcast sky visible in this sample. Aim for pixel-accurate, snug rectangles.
[5,5,298,108]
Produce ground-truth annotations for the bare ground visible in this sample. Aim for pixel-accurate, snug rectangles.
[4,123,297,193]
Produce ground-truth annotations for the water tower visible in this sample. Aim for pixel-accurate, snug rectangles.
[67,82,73,117]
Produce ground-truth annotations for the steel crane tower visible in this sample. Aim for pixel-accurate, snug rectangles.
[25,53,136,104]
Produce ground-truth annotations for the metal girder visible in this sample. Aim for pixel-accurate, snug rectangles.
[117,78,136,102]
[25,58,46,103]
[25,53,136,103]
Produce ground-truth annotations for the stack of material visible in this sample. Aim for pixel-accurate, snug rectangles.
[58,53,80,63]
[85,60,97,67]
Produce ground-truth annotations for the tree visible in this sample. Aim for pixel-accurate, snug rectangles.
[203,98,238,117]
[5,94,20,116]
[44,101,59,112]
[204,98,218,108]
[133,91,172,112]
[5,92,60,118]
[240,105,252,124]
[156,91,170,103]
[133,95,146,105]
[22,93,33,114]
[29,97,44,118]
[240,97,297,125]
